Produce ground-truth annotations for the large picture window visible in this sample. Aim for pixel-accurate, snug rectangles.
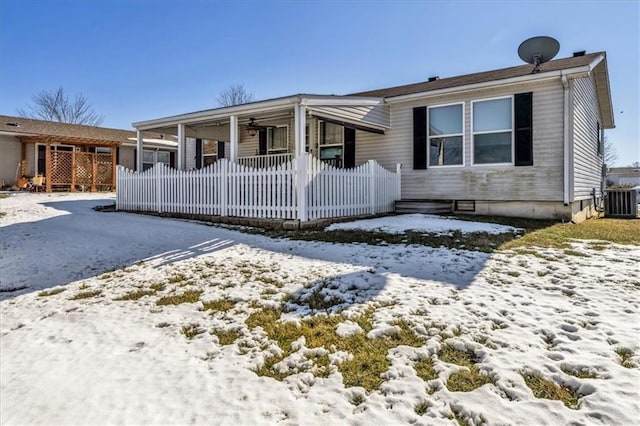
[428,103,463,166]
[473,97,513,164]
[267,126,288,153]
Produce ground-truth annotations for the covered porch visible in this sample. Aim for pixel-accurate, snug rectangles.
[17,135,118,192]
[119,95,400,222]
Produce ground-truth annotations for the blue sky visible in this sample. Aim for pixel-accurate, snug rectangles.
[1,0,638,165]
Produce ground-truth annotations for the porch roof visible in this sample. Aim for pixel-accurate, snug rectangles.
[132,94,389,135]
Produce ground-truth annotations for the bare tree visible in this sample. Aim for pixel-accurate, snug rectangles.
[603,136,618,166]
[631,161,640,168]
[217,83,254,107]
[17,87,104,126]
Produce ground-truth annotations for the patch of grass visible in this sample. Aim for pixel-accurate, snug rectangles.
[447,367,493,392]
[38,288,66,297]
[614,347,636,368]
[0,193,8,199]
[0,212,6,218]
[501,218,640,250]
[348,393,365,406]
[254,354,289,381]
[245,305,424,391]
[438,345,478,368]
[561,365,597,379]
[414,400,431,416]
[156,322,171,328]
[180,323,202,339]
[522,372,581,409]
[202,298,235,313]
[563,249,588,257]
[414,356,438,382]
[114,289,155,301]
[69,289,101,300]
[156,290,203,306]
[212,328,241,345]
[167,273,187,284]
[150,282,165,292]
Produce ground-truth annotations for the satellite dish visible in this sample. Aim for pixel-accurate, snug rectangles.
[518,36,560,73]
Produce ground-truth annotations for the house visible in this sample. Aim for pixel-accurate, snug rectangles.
[122,50,613,223]
[606,167,640,187]
[0,115,179,191]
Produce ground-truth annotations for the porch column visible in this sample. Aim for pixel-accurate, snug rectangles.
[20,141,26,176]
[45,142,52,192]
[136,130,143,172]
[294,104,307,155]
[177,123,186,169]
[229,115,238,162]
[294,104,308,221]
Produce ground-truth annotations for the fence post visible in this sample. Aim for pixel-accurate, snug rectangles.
[396,163,402,200]
[221,159,228,217]
[296,153,308,221]
[369,160,376,215]
[115,166,120,211]
[155,164,162,213]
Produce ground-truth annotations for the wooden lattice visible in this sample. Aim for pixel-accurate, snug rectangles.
[75,152,93,186]
[96,154,113,185]
[50,151,73,185]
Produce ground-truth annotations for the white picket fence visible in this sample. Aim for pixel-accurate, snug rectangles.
[116,154,401,221]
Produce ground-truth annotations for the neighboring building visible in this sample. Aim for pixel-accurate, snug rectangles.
[606,167,640,187]
[0,115,178,191]
[128,51,613,222]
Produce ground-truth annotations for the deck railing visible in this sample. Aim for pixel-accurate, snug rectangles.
[116,154,401,221]
[238,153,293,169]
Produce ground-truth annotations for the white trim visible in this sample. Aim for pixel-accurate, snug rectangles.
[136,130,144,171]
[132,95,385,131]
[470,95,514,166]
[229,115,238,162]
[426,102,465,168]
[562,75,571,205]
[177,124,185,169]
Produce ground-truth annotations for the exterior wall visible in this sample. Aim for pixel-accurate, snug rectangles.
[238,117,295,158]
[571,74,605,200]
[0,134,21,185]
[118,146,136,170]
[355,78,566,202]
[25,143,35,176]
[186,138,196,169]
[455,199,596,223]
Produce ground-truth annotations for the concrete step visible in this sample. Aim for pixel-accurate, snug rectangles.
[394,200,453,214]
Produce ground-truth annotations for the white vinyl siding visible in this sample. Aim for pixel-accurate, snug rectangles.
[571,75,604,200]
[0,134,21,184]
[355,79,565,201]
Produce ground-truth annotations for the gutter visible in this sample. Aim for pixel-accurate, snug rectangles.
[562,73,571,205]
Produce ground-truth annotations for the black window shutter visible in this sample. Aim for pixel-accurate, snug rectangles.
[258,130,267,155]
[116,147,120,165]
[343,127,356,168]
[413,107,427,169]
[133,149,137,171]
[217,141,225,159]
[596,122,601,155]
[195,138,202,168]
[169,152,176,168]
[514,92,533,166]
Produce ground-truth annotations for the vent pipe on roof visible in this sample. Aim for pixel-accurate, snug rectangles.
[573,50,586,57]
[428,76,439,82]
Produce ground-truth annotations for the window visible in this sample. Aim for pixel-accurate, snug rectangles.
[473,97,513,164]
[428,103,463,166]
[202,140,218,166]
[142,150,170,171]
[267,126,288,153]
[319,122,343,165]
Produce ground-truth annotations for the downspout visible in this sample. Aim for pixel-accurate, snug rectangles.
[562,74,570,206]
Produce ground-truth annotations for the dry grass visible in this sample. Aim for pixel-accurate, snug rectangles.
[522,373,582,409]
[202,298,235,313]
[38,288,66,297]
[446,367,492,392]
[414,356,438,382]
[212,328,241,345]
[69,289,102,300]
[614,347,636,368]
[180,323,202,339]
[156,290,202,306]
[501,218,640,250]
[114,289,156,301]
[245,306,424,391]
[560,365,597,379]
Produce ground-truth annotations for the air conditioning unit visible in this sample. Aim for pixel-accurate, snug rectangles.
[605,189,638,218]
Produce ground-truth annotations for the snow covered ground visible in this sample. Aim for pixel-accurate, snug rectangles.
[1,192,639,425]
